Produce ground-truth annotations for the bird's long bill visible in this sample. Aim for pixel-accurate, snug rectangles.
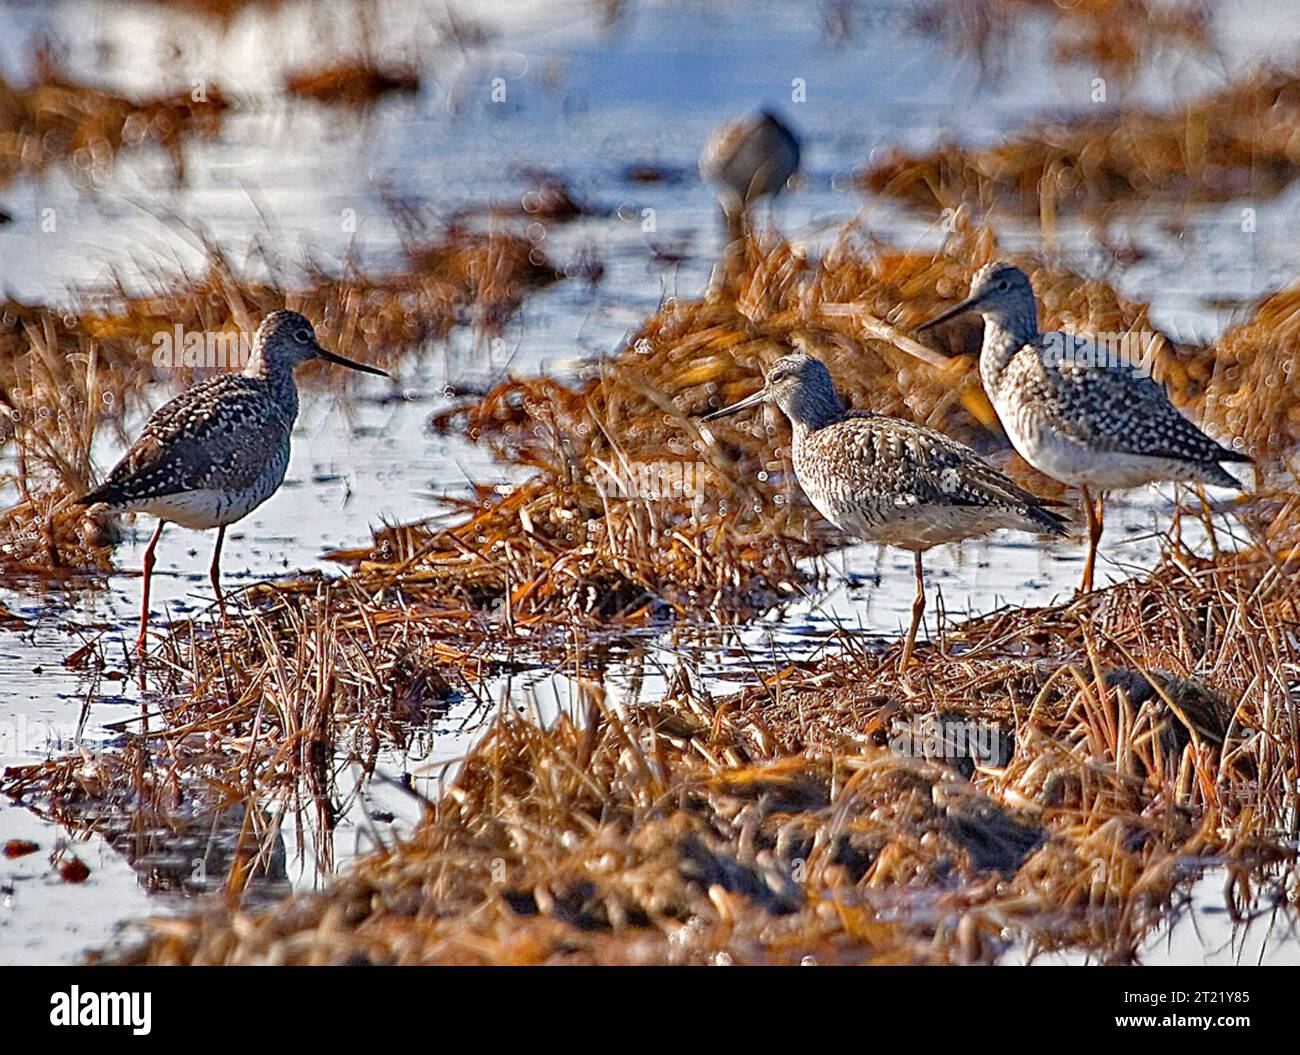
[915,293,983,333]
[701,387,767,421]
[315,344,390,378]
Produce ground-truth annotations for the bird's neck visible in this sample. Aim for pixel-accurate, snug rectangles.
[780,386,845,436]
[979,307,1039,386]
[242,355,299,422]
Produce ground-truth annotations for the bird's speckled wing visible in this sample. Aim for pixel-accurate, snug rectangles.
[798,412,1066,533]
[82,374,292,506]
[1022,333,1244,464]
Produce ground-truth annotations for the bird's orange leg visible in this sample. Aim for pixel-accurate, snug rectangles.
[209,525,228,627]
[1194,484,1221,559]
[136,520,165,654]
[899,550,925,671]
[1080,487,1095,595]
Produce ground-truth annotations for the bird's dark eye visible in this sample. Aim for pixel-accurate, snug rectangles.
[294,329,311,343]
[997,279,1011,291]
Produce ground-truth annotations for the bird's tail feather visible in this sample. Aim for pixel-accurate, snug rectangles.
[75,482,116,507]
[1028,504,1070,537]
[1199,460,1248,490]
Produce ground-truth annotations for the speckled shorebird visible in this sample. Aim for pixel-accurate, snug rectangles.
[916,262,1250,593]
[700,109,801,240]
[702,352,1066,669]
[76,310,388,652]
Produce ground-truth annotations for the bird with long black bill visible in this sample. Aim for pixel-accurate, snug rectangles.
[915,262,1249,593]
[702,351,1066,669]
[76,310,389,653]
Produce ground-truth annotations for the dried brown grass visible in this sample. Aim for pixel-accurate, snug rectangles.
[0,48,229,188]
[101,517,1300,963]
[921,0,1213,83]
[863,68,1300,219]
[5,221,1298,965]
[284,61,420,106]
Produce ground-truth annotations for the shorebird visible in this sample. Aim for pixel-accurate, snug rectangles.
[700,109,801,241]
[916,262,1249,592]
[702,352,1066,668]
[76,310,388,652]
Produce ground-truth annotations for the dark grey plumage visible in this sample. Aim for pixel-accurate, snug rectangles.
[700,110,801,219]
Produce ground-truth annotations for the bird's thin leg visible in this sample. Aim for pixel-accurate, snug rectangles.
[136,520,165,654]
[900,550,925,671]
[210,525,228,626]
[1080,486,1099,595]
[1194,484,1221,559]
[715,206,748,293]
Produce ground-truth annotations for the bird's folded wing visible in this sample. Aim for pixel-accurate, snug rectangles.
[1048,338,1237,462]
[822,415,1050,513]
[93,377,288,503]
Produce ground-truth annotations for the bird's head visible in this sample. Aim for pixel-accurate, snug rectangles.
[916,261,1036,333]
[702,351,842,430]
[250,310,389,379]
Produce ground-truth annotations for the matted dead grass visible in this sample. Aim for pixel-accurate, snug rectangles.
[93,515,1300,964]
[863,67,1300,219]
[284,61,421,106]
[921,0,1213,83]
[4,220,1298,965]
[0,48,229,188]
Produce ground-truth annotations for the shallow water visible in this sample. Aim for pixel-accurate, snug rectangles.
[1,0,1296,964]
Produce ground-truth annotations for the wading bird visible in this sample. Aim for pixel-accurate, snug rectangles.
[702,352,1066,669]
[700,109,801,241]
[76,310,389,652]
[916,262,1249,592]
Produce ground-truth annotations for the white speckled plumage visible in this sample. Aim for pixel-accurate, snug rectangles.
[83,370,297,529]
[960,263,1247,489]
[918,262,1250,591]
[77,310,387,651]
[703,352,1065,667]
[792,408,1068,549]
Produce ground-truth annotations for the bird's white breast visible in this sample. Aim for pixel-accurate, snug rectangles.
[992,392,1227,490]
[122,447,289,530]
